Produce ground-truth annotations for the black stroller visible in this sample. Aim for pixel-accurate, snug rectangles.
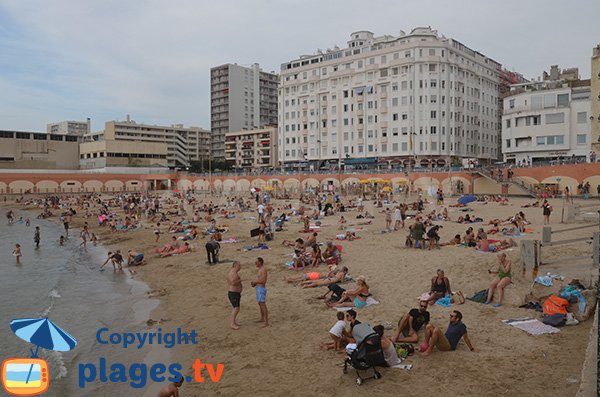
[343,323,387,385]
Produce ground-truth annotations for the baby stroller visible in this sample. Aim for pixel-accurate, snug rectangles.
[343,323,387,385]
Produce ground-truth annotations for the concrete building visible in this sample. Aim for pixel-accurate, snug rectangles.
[502,67,591,164]
[278,28,507,170]
[0,130,80,169]
[210,63,278,160]
[47,119,91,136]
[591,44,600,154]
[224,127,278,170]
[80,116,210,169]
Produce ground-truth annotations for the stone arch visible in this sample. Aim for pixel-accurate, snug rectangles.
[583,176,600,190]
[321,178,340,192]
[9,180,34,194]
[541,176,578,192]
[104,180,125,192]
[390,176,410,189]
[222,179,236,192]
[283,178,301,191]
[82,180,103,192]
[213,179,223,192]
[177,179,193,191]
[193,179,210,191]
[125,179,143,191]
[59,180,82,192]
[0,181,7,194]
[236,179,251,192]
[301,178,320,189]
[341,177,361,185]
[36,180,59,193]
[251,179,266,189]
[439,176,471,195]
[267,178,283,188]
[412,176,440,197]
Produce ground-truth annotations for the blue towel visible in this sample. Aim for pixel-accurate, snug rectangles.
[560,287,587,314]
[435,295,452,307]
[534,275,553,287]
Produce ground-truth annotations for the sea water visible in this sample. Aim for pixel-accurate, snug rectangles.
[0,211,166,396]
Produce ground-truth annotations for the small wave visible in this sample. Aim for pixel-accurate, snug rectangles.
[44,350,68,380]
[49,289,62,299]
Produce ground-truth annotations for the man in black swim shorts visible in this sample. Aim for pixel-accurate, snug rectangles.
[227,261,243,330]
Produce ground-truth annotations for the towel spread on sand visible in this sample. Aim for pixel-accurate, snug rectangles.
[335,297,379,311]
[242,244,270,251]
[220,238,242,244]
[502,318,560,335]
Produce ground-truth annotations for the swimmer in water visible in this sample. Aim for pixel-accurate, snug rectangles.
[59,235,65,246]
[13,243,21,264]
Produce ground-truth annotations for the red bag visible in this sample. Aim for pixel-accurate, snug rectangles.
[543,295,569,315]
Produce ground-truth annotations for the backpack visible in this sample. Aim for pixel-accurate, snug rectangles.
[543,295,569,315]
[467,289,489,303]
[542,313,566,327]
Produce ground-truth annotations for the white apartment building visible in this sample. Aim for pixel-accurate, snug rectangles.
[278,28,504,169]
[211,63,278,160]
[47,119,91,136]
[502,72,591,164]
[80,116,210,169]
[224,127,278,170]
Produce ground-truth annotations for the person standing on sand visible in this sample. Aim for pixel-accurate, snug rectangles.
[13,243,21,264]
[251,257,269,327]
[542,199,552,225]
[227,261,243,330]
[155,376,183,397]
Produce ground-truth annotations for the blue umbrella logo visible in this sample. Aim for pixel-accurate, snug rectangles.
[9,318,77,385]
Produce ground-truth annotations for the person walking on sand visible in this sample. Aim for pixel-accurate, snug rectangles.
[13,243,21,264]
[251,257,269,327]
[227,261,243,330]
[155,376,183,397]
[34,226,40,248]
[542,199,552,225]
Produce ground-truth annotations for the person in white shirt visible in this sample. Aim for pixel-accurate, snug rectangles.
[320,312,347,351]
[257,203,265,222]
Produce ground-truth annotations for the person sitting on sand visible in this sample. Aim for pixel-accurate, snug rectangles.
[305,232,318,249]
[155,376,183,397]
[155,236,180,254]
[127,250,145,266]
[421,310,476,356]
[302,215,310,232]
[427,269,452,305]
[302,266,348,288]
[373,324,400,366]
[485,253,512,307]
[320,312,347,351]
[310,244,322,267]
[161,242,191,257]
[440,234,461,246]
[341,309,361,344]
[476,232,490,252]
[327,276,369,308]
[464,227,476,247]
[392,299,430,343]
[322,241,340,265]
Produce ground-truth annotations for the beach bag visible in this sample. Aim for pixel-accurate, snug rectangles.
[542,313,566,327]
[452,291,466,305]
[467,289,488,303]
[543,295,569,315]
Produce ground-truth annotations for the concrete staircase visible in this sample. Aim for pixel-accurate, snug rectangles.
[473,168,538,197]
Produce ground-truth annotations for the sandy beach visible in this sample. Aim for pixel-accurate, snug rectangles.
[12,193,598,397]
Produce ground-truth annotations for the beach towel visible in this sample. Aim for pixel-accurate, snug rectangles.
[391,363,413,370]
[335,296,379,311]
[220,238,242,244]
[434,295,452,307]
[502,318,560,335]
[242,244,270,252]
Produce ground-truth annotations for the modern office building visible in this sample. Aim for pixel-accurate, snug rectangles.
[47,119,91,136]
[0,130,80,169]
[224,126,278,170]
[278,28,508,169]
[210,63,278,160]
[502,66,591,164]
[591,44,600,154]
[79,116,210,169]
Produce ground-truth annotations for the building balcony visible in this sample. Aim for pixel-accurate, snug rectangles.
[380,106,388,113]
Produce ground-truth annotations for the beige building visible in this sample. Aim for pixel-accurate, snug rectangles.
[224,127,278,170]
[279,28,507,169]
[0,130,80,169]
[80,116,210,169]
[591,44,600,154]
[47,119,91,136]
[79,139,168,168]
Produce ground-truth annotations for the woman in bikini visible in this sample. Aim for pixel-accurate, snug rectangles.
[301,266,348,288]
[327,276,369,308]
[485,253,512,307]
[427,269,452,305]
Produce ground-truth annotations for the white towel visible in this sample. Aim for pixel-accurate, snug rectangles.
[335,297,379,311]
[502,318,560,335]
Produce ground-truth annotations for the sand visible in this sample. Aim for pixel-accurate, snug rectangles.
[14,193,598,396]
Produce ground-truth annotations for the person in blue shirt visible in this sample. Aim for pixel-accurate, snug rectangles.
[421,310,476,356]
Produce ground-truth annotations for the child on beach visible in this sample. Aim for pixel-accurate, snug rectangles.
[155,376,183,397]
[154,222,161,242]
[59,235,65,246]
[13,243,21,264]
[91,233,98,246]
[320,312,347,351]
[34,226,40,248]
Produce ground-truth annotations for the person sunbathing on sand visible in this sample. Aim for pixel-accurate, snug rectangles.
[327,276,369,308]
[440,234,461,246]
[301,266,348,288]
[160,242,191,257]
[155,236,180,254]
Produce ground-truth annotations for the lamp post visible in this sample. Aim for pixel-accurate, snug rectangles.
[557,176,564,223]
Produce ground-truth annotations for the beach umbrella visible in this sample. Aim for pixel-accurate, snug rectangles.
[359,179,369,184]
[382,186,392,192]
[457,195,477,205]
[264,186,274,191]
[10,318,77,384]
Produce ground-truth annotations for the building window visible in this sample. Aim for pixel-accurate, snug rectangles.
[509,99,515,109]
[577,134,587,144]
[557,93,569,107]
[577,112,588,124]
[506,119,511,128]
[506,139,511,148]
[545,113,564,124]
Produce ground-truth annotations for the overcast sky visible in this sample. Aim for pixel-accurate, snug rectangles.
[1,0,598,132]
